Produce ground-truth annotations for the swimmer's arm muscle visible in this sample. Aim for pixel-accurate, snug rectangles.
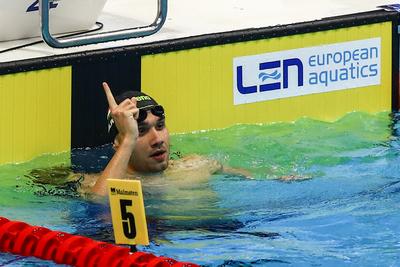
[92,82,139,196]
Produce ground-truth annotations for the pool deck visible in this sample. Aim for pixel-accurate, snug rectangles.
[0,0,394,63]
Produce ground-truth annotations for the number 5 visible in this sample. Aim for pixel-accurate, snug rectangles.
[120,199,137,239]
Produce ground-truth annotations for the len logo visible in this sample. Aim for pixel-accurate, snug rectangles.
[236,58,304,94]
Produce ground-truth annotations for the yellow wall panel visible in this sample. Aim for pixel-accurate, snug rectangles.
[0,67,71,164]
[142,22,392,133]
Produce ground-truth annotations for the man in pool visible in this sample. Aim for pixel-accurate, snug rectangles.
[91,82,230,196]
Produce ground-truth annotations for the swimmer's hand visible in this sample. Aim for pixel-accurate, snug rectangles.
[103,82,139,142]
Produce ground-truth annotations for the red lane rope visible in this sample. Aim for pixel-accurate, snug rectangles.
[0,216,199,267]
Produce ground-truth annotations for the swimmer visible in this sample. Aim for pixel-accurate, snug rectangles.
[87,82,250,196]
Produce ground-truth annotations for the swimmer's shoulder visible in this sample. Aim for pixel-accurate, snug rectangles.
[167,154,222,174]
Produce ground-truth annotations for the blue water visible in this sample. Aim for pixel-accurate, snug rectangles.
[0,112,399,266]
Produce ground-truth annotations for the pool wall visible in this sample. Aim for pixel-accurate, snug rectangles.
[0,10,398,165]
[0,68,71,164]
[142,22,394,133]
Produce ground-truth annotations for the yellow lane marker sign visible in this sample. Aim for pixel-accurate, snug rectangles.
[107,179,149,245]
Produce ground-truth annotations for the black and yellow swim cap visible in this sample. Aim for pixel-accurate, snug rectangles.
[107,91,163,140]
[114,91,159,110]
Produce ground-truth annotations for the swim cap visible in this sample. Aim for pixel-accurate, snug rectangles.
[107,91,161,140]
[114,91,159,110]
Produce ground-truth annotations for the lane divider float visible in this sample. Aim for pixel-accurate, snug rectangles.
[0,216,199,267]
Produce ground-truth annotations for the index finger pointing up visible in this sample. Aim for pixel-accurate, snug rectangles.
[102,82,118,109]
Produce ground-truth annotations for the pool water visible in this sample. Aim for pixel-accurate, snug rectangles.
[0,112,399,266]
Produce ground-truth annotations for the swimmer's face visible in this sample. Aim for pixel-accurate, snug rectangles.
[129,111,170,173]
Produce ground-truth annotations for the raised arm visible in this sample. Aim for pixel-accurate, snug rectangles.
[92,82,139,196]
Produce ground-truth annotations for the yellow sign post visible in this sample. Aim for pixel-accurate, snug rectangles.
[107,179,149,245]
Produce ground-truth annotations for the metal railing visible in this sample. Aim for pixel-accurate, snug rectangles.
[39,0,168,48]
